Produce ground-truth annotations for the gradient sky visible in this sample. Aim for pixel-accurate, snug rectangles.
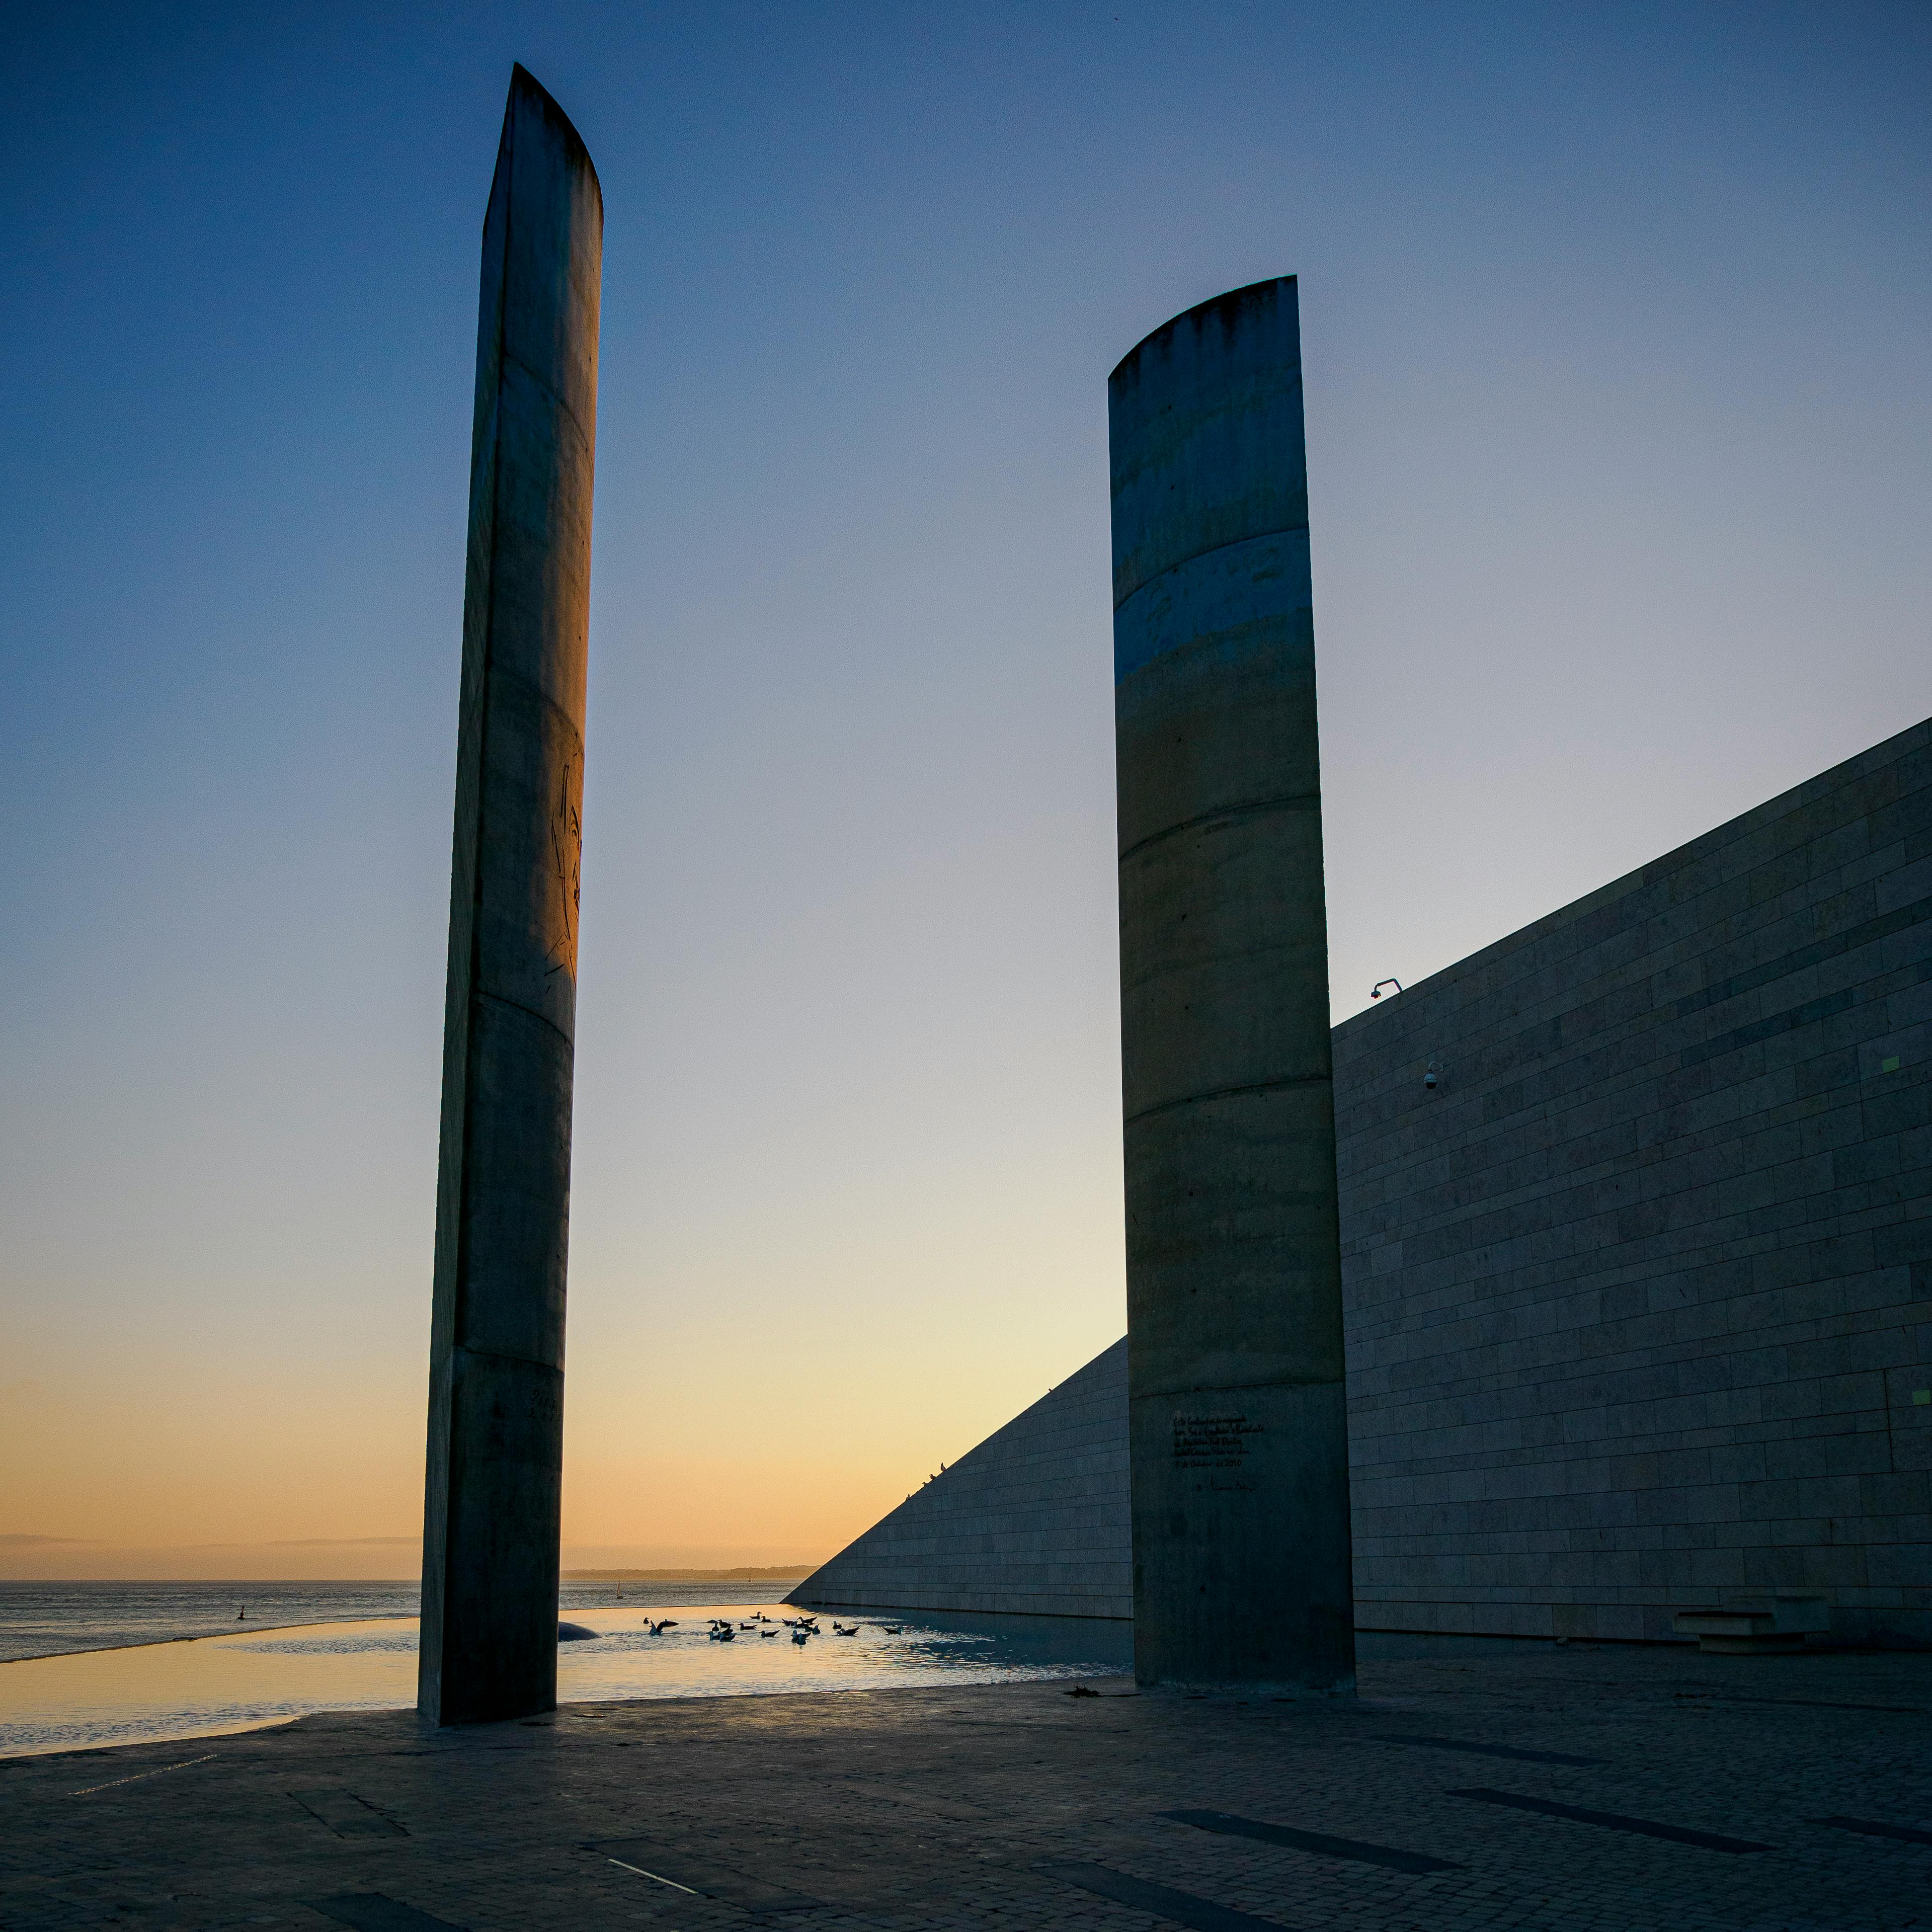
[3,1,1928,1577]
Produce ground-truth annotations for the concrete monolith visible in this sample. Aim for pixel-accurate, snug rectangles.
[1109,276,1355,1694]
[419,66,602,1726]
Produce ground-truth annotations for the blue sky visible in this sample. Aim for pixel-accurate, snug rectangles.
[2,1,1927,1569]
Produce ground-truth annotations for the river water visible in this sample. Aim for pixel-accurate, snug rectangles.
[0,1580,799,1663]
[0,1590,1131,1758]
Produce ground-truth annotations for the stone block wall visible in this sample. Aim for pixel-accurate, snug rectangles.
[1332,719,1932,1645]
[796,1340,1131,1619]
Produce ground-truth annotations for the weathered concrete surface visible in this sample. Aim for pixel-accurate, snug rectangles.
[1110,277,1355,1694]
[419,66,602,1727]
[8,1648,1930,1931]
[796,1340,1130,1619]
[1336,715,1932,1648]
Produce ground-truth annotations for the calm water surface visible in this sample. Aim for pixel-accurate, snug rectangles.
[0,1580,799,1663]
[0,1598,1131,1758]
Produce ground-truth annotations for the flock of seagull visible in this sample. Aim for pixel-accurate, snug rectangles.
[636,1612,910,1646]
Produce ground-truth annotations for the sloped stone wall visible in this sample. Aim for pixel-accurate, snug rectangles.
[802,721,1931,1644]
[795,1340,1131,1619]
[1334,719,1932,1645]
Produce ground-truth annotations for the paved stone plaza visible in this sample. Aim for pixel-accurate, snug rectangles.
[5,1643,1927,1931]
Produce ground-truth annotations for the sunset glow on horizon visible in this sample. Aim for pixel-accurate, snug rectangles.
[4,2,1928,1578]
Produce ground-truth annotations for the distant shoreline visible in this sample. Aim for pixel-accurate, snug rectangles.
[0,1614,420,1665]
[0,1571,817,1587]
[563,1569,813,1583]
[1,1587,815,1666]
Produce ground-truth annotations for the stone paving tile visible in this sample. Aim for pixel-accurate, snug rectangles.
[2,1645,1929,1931]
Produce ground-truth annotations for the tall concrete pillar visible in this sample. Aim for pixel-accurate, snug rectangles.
[1109,277,1355,1695]
[419,66,602,1727]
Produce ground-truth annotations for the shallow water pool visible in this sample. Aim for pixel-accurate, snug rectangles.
[0,1603,1130,1757]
